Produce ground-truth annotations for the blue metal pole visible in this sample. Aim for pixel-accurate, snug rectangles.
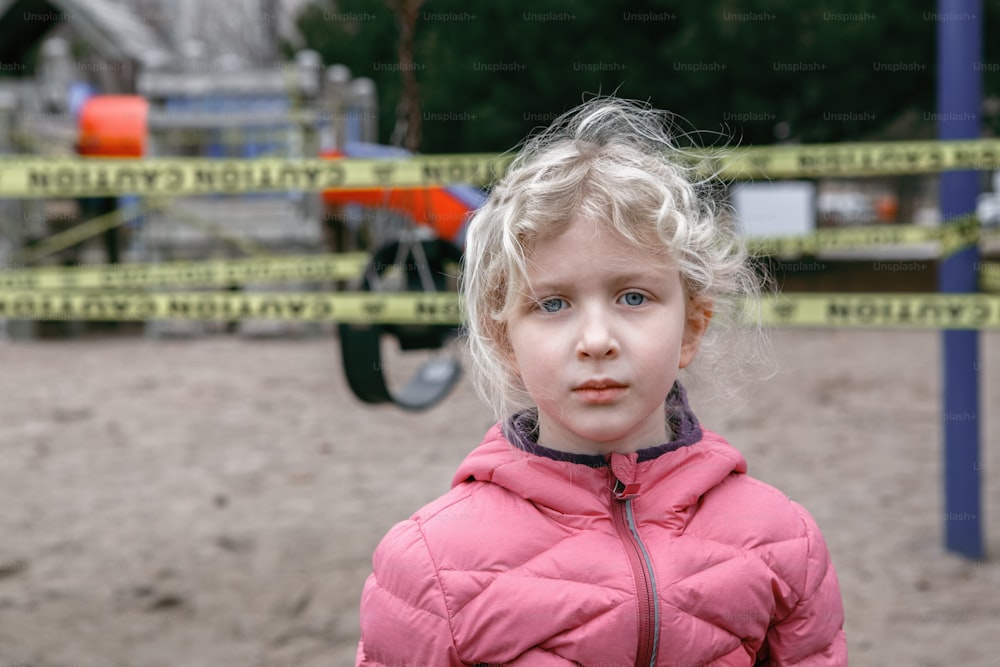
[936,0,984,559]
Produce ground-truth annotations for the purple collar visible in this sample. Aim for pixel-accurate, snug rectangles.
[502,382,703,467]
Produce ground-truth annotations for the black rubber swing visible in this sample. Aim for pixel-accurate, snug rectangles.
[338,239,464,411]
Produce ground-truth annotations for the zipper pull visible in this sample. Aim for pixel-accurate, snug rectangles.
[613,478,642,500]
[610,452,642,499]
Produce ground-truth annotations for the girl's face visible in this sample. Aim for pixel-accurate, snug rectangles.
[506,215,710,456]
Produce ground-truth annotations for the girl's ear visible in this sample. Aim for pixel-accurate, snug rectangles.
[679,297,713,369]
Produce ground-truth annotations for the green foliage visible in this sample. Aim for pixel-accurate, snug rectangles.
[298,0,1000,153]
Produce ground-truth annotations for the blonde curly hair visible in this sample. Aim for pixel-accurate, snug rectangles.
[461,97,767,421]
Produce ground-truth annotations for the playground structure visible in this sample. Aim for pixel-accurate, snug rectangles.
[0,0,480,410]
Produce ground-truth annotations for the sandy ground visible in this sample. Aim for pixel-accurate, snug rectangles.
[0,327,998,667]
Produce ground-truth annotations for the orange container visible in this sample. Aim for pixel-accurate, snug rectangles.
[77,95,149,157]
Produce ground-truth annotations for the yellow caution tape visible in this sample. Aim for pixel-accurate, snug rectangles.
[0,154,512,197]
[1,290,999,329]
[11,197,270,265]
[758,292,1000,329]
[747,216,979,257]
[980,261,1000,293]
[4,139,1000,197]
[12,213,981,286]
[5,211,985,299]
[0,290,461,324]
[14,206,131,265]
[712,139,1000,179]
[0,253,369,290]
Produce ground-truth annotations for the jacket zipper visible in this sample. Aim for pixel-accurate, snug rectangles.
[611,481,660,667]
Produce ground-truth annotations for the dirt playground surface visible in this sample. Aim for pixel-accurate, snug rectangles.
[0,328,998,666]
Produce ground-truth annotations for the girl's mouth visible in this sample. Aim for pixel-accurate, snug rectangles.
[573,380,628,404]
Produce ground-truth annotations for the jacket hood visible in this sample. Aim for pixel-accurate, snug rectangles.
[452,383,749,517]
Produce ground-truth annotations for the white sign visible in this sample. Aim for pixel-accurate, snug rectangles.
[730,181,816,237]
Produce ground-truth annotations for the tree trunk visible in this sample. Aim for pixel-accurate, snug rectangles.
[388,0,423,152]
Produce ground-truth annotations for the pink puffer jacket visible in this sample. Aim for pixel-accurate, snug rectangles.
[358,392,846,666]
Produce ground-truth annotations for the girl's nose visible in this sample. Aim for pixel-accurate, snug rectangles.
[575,309,619,360]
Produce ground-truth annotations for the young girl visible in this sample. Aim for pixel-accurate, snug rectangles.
[357,98,847,666]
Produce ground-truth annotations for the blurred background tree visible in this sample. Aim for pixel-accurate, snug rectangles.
[298,0,1000,153]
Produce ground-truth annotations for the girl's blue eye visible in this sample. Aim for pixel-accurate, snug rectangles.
[621,292,646,306]
[539,298,566,313]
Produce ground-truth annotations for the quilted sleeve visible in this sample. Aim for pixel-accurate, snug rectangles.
[356,519,463,666]
[763,503,847,666]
